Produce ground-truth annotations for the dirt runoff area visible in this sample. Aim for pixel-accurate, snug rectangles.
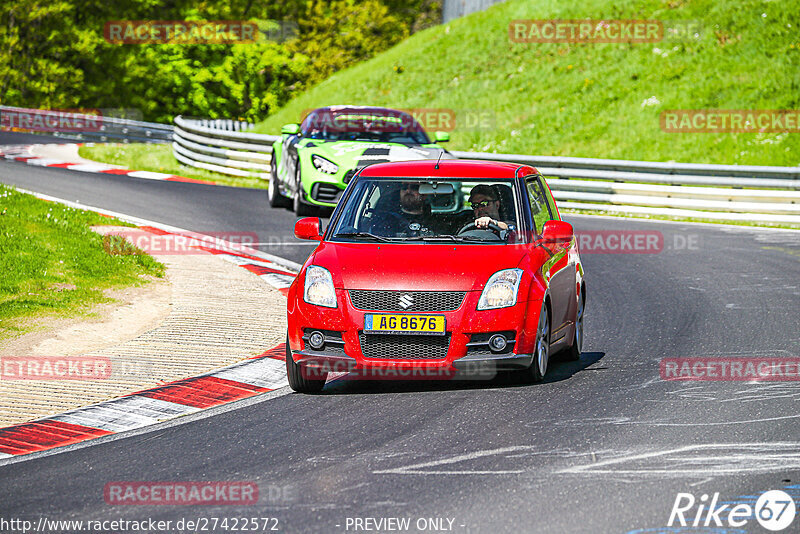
[0,226,288,427]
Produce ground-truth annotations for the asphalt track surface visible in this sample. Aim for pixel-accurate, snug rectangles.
[1,133,799,533]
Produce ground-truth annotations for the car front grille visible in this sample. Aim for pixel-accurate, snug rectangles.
[311,183,344,203]
[359,332,451,360]
[349,290,466,312]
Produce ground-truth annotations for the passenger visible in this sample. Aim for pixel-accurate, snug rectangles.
[370,181,430,235]
[399,182,426,222]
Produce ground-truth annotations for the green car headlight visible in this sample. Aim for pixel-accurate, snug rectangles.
[311,154,339,175]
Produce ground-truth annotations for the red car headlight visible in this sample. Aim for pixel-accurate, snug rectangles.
[477,268,523,310]
[303,266,337,308]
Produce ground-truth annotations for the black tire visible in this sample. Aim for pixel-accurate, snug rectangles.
[293,165,317,217]
[268,157,291,208]
[521,302,550,383]
[562,288,585,362]
[285,336,327,393]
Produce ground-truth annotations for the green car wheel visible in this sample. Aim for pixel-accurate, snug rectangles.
[293,166,318,217]
[268,157,291,208]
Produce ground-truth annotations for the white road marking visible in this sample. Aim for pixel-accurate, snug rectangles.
[26,158,62,166]
[560,442,800,476]
[258,273,295,289]
[51,396,200,433]
[529,413,800,427]
[126,170,174,180]
[218,254,273,267]
[373,446,536,475]
[211,358,289,390]
[66,163,116,172]
[0,387,292,466]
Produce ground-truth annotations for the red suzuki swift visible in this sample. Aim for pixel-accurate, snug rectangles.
[286,159,585,392]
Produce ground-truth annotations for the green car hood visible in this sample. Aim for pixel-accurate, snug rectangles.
[298,139,453,170]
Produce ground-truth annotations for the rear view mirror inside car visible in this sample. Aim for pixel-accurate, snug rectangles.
[419,182,455,195]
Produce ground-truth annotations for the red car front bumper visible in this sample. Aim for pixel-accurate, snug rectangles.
[287,285,543,377]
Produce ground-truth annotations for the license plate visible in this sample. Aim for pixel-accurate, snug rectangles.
[364,314,445,335]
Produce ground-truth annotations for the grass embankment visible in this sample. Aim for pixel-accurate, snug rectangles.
[78,143,267,189]
[0,185,165,341]
[254,0,800,167]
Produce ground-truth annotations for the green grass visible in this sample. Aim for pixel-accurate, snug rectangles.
[0,185,165,340]
[254,0,800,167]
[78,143,267,189]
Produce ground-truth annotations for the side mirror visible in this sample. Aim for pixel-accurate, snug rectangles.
[295,217,322,241]
[540,220,574,249]
[282,123,301,135]
[433,131,450,143]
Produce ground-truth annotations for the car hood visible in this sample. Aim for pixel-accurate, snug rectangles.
[298,139,452,168]
[309,242,528,291]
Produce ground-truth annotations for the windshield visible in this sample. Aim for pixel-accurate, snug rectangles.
[329,178,520,243]
[301,110,431,144]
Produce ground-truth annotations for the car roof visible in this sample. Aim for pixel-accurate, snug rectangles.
[358,159,539,179]
[312,105,407,115]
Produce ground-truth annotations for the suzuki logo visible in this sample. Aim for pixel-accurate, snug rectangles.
[398,294,414,309]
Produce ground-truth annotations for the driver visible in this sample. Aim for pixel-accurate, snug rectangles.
[468,185,509,230]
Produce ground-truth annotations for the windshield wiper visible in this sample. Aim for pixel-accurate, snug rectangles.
[333,232,393,242]
[418,235,460,242]
[418,235,504,243]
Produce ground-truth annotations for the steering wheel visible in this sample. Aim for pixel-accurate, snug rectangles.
[457,221,503,236]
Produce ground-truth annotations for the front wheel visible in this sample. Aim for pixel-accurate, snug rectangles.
[268,157,291,208]
[520,302,550,383]
[562,288,584,361]
[293,165,317,217]
[286,336,327,393]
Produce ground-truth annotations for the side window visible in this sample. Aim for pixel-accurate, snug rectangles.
[540,176,560,222]
[526,176,554,233]
[356,184,382,231]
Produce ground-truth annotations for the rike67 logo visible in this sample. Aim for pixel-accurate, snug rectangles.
[669,490,796,531]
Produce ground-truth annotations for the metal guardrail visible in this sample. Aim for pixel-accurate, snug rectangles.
[451,151,800,180]
[0,105,173,143]
[171,116,800,225]
[451,151,800,224]
[172,115,277,179]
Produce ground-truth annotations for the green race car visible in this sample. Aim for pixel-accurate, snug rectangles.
[269,106,453,215]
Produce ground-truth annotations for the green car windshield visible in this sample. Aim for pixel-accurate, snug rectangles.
[330,178,520,243]
[302,111,431,145]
